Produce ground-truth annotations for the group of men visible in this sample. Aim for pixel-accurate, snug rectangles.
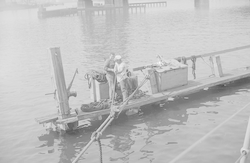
[104,53,132,102]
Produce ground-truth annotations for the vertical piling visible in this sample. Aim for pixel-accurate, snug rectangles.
[209,56,215,76]
[49,47,70,119]
[215,55,224,77]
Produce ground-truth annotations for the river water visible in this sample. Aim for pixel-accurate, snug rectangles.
[1,0,250,162]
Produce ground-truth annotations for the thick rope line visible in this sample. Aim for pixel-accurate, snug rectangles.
[191,56,196,79]
[116,75,149,118]
[235,151,246,163]
[97,138,103,163]
[169,101,250,163]
[72,74,150,163]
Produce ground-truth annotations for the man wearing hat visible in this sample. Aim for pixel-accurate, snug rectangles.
[114,55,129,102]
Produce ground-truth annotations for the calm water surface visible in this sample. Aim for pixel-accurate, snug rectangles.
[1,0,250,162]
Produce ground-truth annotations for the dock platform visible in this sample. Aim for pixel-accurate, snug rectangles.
[35,45,250,132]
[36,66,250,125]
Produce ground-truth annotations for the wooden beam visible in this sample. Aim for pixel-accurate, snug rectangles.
[185,45,250,61]
[49,47,70,118]
[35,113,58,124]
[133,45,250,71]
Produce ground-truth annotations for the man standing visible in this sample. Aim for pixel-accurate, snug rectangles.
[104,53,116,101]
[114,55,129,102]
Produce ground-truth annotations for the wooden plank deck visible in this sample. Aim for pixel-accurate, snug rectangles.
[36,67,250,125]
[75,67,250,121]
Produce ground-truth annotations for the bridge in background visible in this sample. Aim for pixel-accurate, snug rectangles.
[77,0,209,9]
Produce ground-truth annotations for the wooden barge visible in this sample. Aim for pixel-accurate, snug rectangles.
[36,45,250,133]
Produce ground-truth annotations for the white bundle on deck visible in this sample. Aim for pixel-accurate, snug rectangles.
[156,59,187,70]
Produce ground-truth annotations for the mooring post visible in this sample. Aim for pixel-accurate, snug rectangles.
[215,55,224,77]
[209,56,215,76]
[49,47,71,119]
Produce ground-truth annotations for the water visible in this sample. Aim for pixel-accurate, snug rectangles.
[0,0,250,162]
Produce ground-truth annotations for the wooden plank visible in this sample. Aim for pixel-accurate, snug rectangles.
[35,114,58,124]
[56,116,78,124]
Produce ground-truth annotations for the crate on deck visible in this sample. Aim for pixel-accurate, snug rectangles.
[148,59,188,94]
[90,79,109,102]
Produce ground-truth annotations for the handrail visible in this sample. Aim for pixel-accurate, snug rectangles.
[133,45,250,71]
[184,44,250,61]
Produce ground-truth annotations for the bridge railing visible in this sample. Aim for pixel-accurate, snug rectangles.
[129,1,167,7]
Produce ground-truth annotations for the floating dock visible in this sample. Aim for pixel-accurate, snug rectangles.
[36,45,250,132]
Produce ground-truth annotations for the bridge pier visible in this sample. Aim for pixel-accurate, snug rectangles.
[194,0,209,9]
[77,0,128,8]
[104,0,128,7]
[77,0,93,8]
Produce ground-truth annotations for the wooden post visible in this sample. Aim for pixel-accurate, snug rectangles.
[209,56,215,76]
[49,47,70,118]
[90,77,97,102]
[215,55,224,77]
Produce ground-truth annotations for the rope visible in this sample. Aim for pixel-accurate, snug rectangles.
[209,56,215,77]
[84,73,92,89]
[84,70,107,89]
[97,138,103,163]
[191,55,196,79]
[181,56,187,65]
[72,73,151,163]
[235,151,247,163]
[115,74,150,118]
[169,101,250,163]
[200,56,215,77]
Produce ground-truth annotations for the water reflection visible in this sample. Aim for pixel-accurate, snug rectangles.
[36,78,250,163]
[194,0,209,10]
[37,129,93,163]
[38,130,59,150]
[78,10,131,66]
